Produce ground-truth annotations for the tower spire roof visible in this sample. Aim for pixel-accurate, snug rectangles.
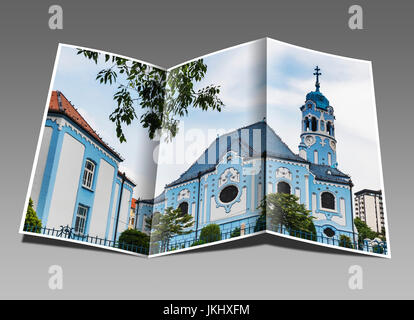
[313,65,321,92]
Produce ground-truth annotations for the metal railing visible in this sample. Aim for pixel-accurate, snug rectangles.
[150,218,388,255]
[23,224,149,255]
[24,220,387,256]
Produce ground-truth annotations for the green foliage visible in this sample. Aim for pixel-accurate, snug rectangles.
[230,227,241,238]
[354,217,377,240]
[118,229,150,254]
[199,224,221,243]
[145,211,161,232]
[338,234,354,249]
[77,49,224,143]
[254,214,266,232]
[190,239,206,247]
[24,198,42,233]
[151,207,194,252]
[354,217,380,250]
[259,193,317,241]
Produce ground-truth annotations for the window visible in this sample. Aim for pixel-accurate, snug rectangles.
[219,185,239,203]
[178,202,189,216]
[328,153,332,166]
[277,181,291,194]
[311,117,317,131]
[321,192,335,210]
[327,122,332,135]
[74,205,88,235]
[323,227,335,238]
[82,160,95,189]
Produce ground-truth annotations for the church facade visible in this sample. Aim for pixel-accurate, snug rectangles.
[29,91,135,242]
[136,68,356,248]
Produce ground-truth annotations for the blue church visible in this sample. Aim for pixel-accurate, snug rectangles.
[29,91,135,242]
[136,67,356,250]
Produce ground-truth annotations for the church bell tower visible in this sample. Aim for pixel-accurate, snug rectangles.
[298,66,337,167]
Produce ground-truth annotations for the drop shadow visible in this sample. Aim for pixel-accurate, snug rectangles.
[21,233,142,257]
[171,232,379,258]
[21,231,381,259]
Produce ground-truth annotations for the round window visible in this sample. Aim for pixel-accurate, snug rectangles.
[323,227,335,238]
[219,185,239,203]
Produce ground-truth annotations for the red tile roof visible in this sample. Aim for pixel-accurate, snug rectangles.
[117,170,136,187]
[48,90,122,160]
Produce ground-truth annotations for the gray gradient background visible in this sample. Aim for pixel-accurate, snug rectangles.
[0,0,412,299]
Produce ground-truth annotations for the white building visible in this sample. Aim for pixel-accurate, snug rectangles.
[354,189,384,233]
[29,90,135,241]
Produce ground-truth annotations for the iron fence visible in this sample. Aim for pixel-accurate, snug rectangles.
[24,219,387,256]
[23,224,149,255]
[151,218,388,255]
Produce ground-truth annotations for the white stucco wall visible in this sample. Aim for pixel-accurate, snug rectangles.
[88,159,115,238]
[47,132,85,229]
[117,188,131,234]
[107,183,119,241]
[31,126,52,211]
[210,187,247,222]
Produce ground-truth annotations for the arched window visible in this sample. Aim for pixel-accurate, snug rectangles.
[277,181,291,194]
[304,117,310,131]
[219,185,239,203]
[323,227,335,238]
[82,159,95,189]
[178,202,189,216]
[311,117,318,131]
[321,192,335,210]
[326,122,332,135]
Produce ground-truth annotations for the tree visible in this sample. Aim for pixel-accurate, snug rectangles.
[199,224,221,243]
[259,193,317,241]
[118,229,150,254]
[254,214,266,232]
[151,207,194,252]
[24,198,42,233]
[354,217,377,240]
[230,227,241,238]
[77,49,224,143]
[354,217,380,250]
[144,211,161,232]
[338,234,354,249]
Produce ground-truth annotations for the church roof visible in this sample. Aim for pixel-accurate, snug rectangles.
[306,66,330,110]
[306,90,330,110]
[309,164,351,185]
[48,90,123,161]
[165,120,305,188]
[140,191,165,205]
[145,120,352,203]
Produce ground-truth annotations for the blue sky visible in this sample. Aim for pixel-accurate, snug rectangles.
[50,40,383,200]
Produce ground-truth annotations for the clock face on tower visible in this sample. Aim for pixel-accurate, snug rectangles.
[327,106,334,115]
[304,135,315,146]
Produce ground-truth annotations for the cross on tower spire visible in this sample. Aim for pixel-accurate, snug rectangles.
[313,66,321,92]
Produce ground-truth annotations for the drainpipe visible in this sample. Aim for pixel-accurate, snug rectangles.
[134,198,140,230]
[350,183,357,247]
[113,172,126,243]
[194,171,202,240]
